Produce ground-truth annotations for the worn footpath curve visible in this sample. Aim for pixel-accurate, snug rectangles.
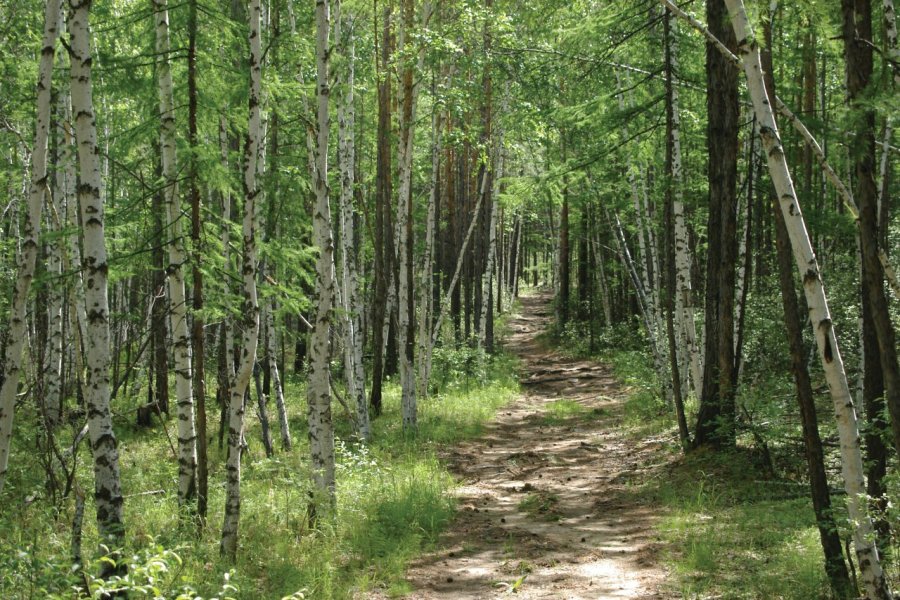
[400,292,674,600]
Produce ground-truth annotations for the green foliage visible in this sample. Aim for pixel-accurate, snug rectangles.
[538,398,598,426]
[651,450,833,599]
[0,346,518,599]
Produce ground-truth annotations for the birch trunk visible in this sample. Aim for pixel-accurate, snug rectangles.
[0,0,61,493]
[220,0,263,559]
[395,0,432,431]
[418,107,442,398]
[264,303,291,449]
[724,1,890,596]
[154,0,197,507]
[666,12,702,395]
[68,0,125,551]
[479,112,505,353]
[335,3,369,441]
[307,0,336,507]
[45,92,67,428]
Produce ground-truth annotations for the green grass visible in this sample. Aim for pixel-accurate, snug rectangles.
[0,350,520,599]
[538,398,606,426]
[572,342,838,599]
[650,449,832,599]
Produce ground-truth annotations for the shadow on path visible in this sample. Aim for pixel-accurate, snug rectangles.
[399,292,675,599]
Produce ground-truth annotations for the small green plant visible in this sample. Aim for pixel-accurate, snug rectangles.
[539,398,591,426]
[517,491,560,521]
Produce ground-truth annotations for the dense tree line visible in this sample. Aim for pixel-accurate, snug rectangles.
[0,0,897,597]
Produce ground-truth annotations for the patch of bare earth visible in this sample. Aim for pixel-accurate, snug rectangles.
[397,292,676,600]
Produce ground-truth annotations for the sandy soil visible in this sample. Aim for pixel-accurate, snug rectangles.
[399,292,675,600]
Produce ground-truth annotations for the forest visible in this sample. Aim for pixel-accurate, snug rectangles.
[0,0,898,597]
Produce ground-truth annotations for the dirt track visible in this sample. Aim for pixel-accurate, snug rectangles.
[401,293,674,599]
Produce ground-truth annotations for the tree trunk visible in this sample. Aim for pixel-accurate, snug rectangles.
[664,11,691,450]
[68,0,126,556]
[307,0,336,510]
[724,1,891,595]
[220,0,263,559]
[154,0,197,506]
[694,0,739,450]
[843,0,900,465]
[335,2,369,440]
[186,0,208,522]
[0,0,61,494]
[369,0,393,417]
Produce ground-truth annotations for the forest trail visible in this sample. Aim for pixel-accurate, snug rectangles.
[400,292,673,599]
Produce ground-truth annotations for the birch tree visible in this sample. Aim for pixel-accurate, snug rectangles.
[221,0,263,559]
[68,0,126,553]
[307,0,337,507]
[722,1,890,595]
[154,0,197,507]
[335,1,369,441]
[0,0,61,494]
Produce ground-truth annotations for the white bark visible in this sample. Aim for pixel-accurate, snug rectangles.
[220,0,263,559]
[418,107,442,398]
[774,99,900,299]
[219,114,235,381]
[478,143,503,349]
[45,93,67,428]
[0,0,61,493]
[667,11,702,395]
[307,0,336,506]
[395,1,433,432]
[154,0,197,506]
[335,3,369,441]
[724,2,890,597]
[885,0,899,86]
[68,0,125,547]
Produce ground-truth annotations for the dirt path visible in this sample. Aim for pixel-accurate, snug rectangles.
[402,293,673,599]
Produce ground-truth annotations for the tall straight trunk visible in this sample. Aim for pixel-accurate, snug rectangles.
[307,0,336,508]
[664,12,691,450]
[395,0,431,430]
[694,0,739,449]
[558,173,570,328]
[154,0,197,506]
[46,113,65,427]
[880,1,897,239]
[0,0,61,494]
[335,2,369,440]
[216,114,235,449]
[418,101,443,398]
[843,0,900,463]
[220,0,263,559]
[479,144,502,353]
[666,13,702,396]
[187,0,208,522]
[369,0,393,417]
[723,1,890,595]
[68,0,126,554]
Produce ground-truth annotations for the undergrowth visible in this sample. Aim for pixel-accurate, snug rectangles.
[0,348,519,599]
[555,314,853,599]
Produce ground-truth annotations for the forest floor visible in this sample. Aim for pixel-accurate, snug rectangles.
[400,292,675,599]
